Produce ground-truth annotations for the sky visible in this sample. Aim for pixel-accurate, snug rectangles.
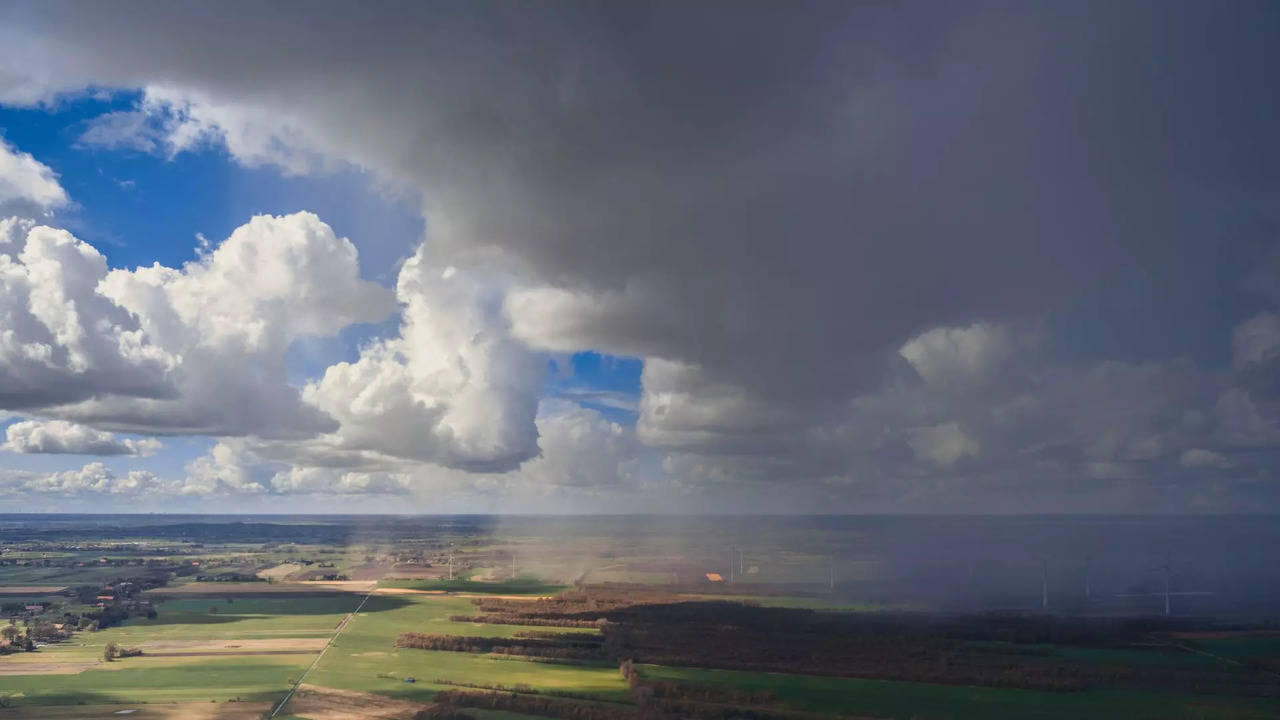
[0,0,1277,514]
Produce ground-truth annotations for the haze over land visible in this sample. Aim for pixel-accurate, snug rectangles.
[7,4,1280,718]
[0,1,1279,514]
[2,513,1280,718]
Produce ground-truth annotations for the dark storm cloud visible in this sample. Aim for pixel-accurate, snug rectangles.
[1,1,1278,508]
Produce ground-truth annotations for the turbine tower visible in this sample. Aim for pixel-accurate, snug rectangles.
[1161,563,1172,617]
[1041,558,1049,610]
[1081,552,1095,603]
[1113,559,1210,615]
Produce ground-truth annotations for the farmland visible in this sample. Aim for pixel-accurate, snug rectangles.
[637,665,1280,720]
[1,514,1279,718]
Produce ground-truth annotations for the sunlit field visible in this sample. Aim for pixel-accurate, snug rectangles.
[1,515,1278,719]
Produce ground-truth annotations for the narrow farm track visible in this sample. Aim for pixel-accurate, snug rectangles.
[269,587,377,718]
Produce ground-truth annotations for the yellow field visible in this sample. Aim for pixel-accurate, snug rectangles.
[256,563,303,580]
[146,580,375,595]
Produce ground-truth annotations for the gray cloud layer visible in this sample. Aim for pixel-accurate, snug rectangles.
[0,1,1278,509]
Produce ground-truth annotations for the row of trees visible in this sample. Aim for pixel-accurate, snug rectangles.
[601,602,1280,696]
[415,690,638,720]
[437,594,1276,695]
[448,614,600,629]
[469,589,682,618]
[102,641,142,661]
[395,633,606,661]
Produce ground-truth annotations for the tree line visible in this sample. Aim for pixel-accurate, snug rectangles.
[395,632,606,661]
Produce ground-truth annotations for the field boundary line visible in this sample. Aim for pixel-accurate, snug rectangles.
[1168,640,1280,680]
[268,586,376,718]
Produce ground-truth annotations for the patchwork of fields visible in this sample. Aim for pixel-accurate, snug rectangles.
[0,595,356,706]
[2,518,1279,719]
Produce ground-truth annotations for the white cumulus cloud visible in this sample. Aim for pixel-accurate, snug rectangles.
[303,247,543,471]
[181,441,266,495]
[0,221,177,408]
[0,138,67,216]
[1180,448,1231,469]
[900,322,1026,389]
[50,212,394,438]
[19,462,163,495]
[1232,312,1280,372]
[4,419,161,456]
[270,467,410,495]
[908,422,979,467]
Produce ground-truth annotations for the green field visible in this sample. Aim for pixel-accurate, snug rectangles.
[304,593,630,704]
[8,589,1278,719]
[638,664,1280,719]
[0,564,145,585]
[4,517,1280,719]
[1191,636,1280,661]
[0,656,304,706]
[7,588,1280,719]
[0,595,365,709]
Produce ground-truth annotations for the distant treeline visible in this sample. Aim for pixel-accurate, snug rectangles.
[468,589,688,618]
[396,633,606,661]
[416,590,1280,697]
[603,603,1280,696]
[448,614,600,628]
[415,689,636,720]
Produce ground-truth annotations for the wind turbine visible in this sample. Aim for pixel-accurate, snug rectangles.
[1041,558,1049,611]
[1083,554,1094,603]
[1024,548,1053,612]
[1161,562,1171,616]
[1113,559,1212,616]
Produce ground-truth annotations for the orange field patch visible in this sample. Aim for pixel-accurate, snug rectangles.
[285,684,428,719]
[0,586,66,594]
[371,587,445,595]
[0,661,97,675]
[0,700,273,718]
[138,637,329,654]
[370,587,549,601]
